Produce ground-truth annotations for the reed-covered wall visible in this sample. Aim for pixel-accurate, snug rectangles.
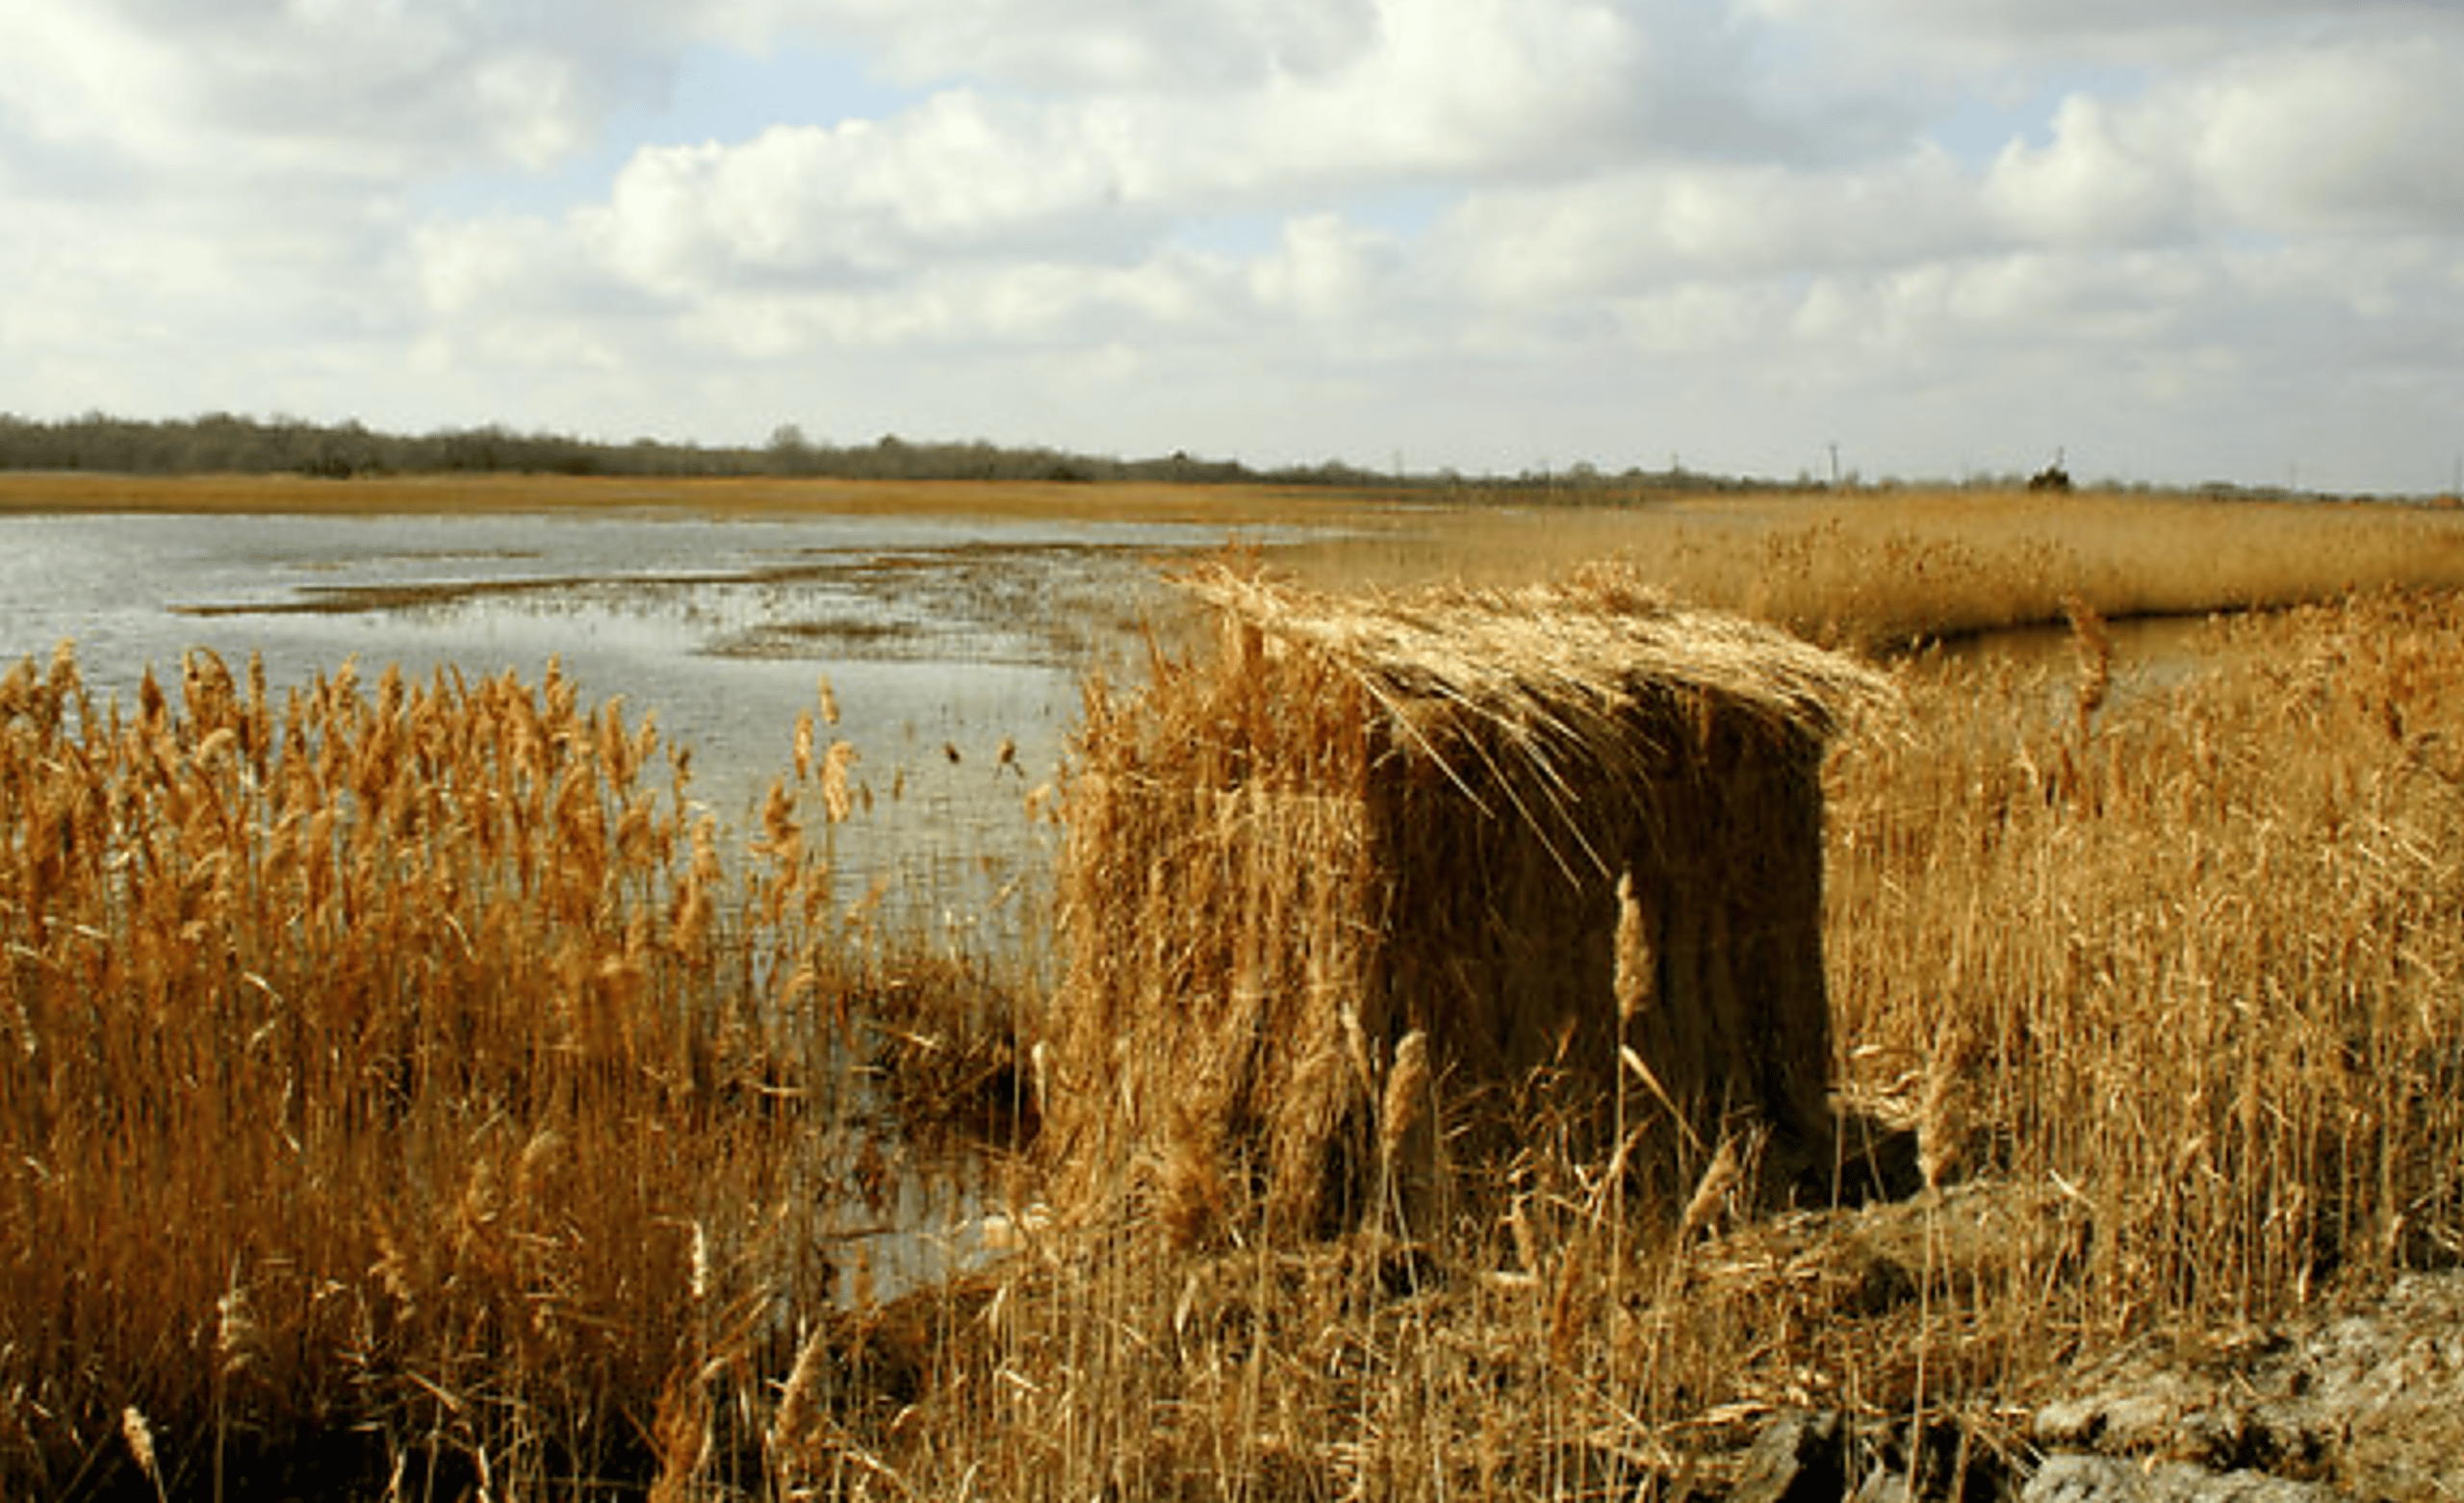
[1044,566,1887,1242]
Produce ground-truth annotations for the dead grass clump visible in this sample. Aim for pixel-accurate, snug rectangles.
[1043,563,1889,1244]
[658,583,2464,1501]
[871,585,2464,1501]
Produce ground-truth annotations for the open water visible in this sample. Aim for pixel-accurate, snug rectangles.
[0,506,1251,917]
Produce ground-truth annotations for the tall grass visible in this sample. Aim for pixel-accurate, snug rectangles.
[1828,593,2464,1328]
[1278,488,2464,649]
[8,579,2464,1497]
[887,589,2464,1498]
[733,589,2464,1500]
[0,647,873,1495]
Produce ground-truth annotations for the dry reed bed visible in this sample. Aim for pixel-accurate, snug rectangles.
[1827,594,2464,1332]
[0,647,875,1495]
[1279,489,2464,650]
[873,590,2464,1500]
[1723,491,2464,649]
[8,584,2464,1499]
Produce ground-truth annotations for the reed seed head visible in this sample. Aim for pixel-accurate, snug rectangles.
[1378,1030,1431,1171]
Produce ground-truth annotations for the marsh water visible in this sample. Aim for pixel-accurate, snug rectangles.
[0,508,1255,926]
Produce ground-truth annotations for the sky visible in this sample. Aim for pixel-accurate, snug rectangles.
[2,1,2460,493]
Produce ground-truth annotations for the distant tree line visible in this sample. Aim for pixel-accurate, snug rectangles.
[0,410,1391,488]
[16,410,2281,500]
[0,411,737,480]
[0,410,1823,498]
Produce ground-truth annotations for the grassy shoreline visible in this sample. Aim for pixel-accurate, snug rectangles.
[19,468,2464,643]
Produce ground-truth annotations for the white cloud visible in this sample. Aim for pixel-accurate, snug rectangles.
[1249,214,1399,319]
[1607,278,1792,358]
[1742,0,2456,65]
[594,94,1157,290]
[650,0,1651,225]
[444,0,1680,313]
[2187,38,2464,235]
[1429,147,1987,308]
[1984,94,2191,246]
[760,0,1388,92]
[4,0,2463,492]
[1984,32,2464,246]
[0,9,196,177]
[0,0,679,189]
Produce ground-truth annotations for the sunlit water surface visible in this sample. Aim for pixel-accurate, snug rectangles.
[1,508,1248,899]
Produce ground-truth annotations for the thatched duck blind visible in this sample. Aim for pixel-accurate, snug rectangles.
[1044,564,1889,1241]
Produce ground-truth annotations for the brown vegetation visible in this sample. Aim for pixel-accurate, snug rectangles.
[0,469,1410,526]
[6,485,2464,1498]
[0,647,888,1495]
[1276,486,2464,649]
[960,588,2464,1501]
[1828,594,2464,1326]
[1044,565,1888,1246]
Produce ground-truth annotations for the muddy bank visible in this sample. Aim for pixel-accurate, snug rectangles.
[1729,1248,2464,1503]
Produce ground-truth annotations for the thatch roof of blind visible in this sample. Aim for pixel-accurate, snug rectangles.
[1185,563,1888,744]
[1177,564,1891,873]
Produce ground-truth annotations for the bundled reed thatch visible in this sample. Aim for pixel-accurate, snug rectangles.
[1045,563,1888,1242]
